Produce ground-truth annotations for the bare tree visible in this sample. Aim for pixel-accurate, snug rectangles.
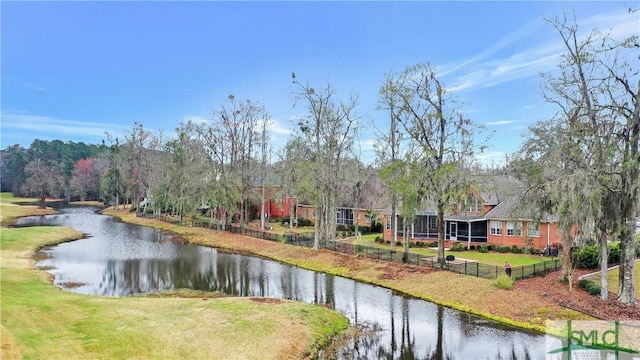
[377,71,405,251]
[259,110,273,231]
[101,134,126,209]
[122,122,154,211]
[380,63,487,267]
[24,157,63,208]
[290,74,360,249]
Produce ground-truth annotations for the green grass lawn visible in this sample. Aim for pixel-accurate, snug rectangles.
[587,260,640,299]
[348,234,549,267]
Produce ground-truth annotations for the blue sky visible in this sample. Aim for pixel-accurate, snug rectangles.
[1,1,637,165]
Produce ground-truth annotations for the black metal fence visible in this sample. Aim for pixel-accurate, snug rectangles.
[136,212,562,280]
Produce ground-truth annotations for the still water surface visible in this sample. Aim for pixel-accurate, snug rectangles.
[17,207,547,359]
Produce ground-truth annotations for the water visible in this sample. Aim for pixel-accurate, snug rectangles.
[16,207,547,359]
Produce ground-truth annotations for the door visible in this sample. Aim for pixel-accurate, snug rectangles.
[449,222,457,241]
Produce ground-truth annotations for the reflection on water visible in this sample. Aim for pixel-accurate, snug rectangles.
[17,207,546,359]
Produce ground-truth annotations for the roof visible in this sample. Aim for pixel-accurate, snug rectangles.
[471,174,522,206]
[444,214,486,222]
[381,174,559,222]
[480,176,558,222]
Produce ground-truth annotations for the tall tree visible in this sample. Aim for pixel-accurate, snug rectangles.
[290,73,360,249]
[0,145,28,195]
[515,12,637,304]
[378,71,407,252]
[24,140,70,207]
[70,158,100,201]
[101,135,126,209]
[276,139,306,233]
[123,122,154,211]
[380,63,487,267]
[24,157,63,208]
[259,110,273,231]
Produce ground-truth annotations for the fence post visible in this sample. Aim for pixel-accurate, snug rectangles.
[476,262,479,277]
[464,261,467,276]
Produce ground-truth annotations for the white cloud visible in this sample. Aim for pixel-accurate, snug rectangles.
[181,115,210,125]
[485,120,519,126]
[444,8,638,93]
[1,112,128,139]
[268,117,293,136]
[20,81,46,92]
[437,18,543,77]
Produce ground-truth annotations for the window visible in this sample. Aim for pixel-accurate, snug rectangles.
[428,216,437,230]
[465,194,481,213]
[528,222,540,237]
[336,208,353,225]
[490,221,502,235]
[507,221,522,236]
[386,216,391,230]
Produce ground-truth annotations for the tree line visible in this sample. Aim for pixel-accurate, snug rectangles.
[1,14,637,305]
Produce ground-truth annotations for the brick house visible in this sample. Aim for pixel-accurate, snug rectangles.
[382,175,561,250]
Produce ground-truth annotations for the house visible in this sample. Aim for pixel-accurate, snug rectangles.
[296,201,385,229]
[294,168,389,229]
[382,175,561,249]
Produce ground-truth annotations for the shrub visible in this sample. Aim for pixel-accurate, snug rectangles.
[585,282,602,296]
[607,242,620,264]
[129,206,137,212]
[428,241,439,247]
[487,245,496,251]
[573,245,599,269]
[511,245,522,254]
[350,225,371,235]
[296,218,313,227]
[370,222,383,233]
[494,274,514,290]
[374,236,383,243]
[415,242,424,248]
[450,243,465,251]
[578,278,591,289]
[478,245,489,253]
[498,246,511,253]
[336,224,348,232]
[469,245,476,250]
[579,278,603,296]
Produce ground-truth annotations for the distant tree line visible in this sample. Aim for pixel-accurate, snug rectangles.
[1,140,107,207]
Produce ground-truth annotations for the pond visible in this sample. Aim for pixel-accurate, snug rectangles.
[16,207,547,359]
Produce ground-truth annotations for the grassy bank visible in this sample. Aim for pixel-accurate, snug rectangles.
[0,195,348,360]
[107,209,594,334]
